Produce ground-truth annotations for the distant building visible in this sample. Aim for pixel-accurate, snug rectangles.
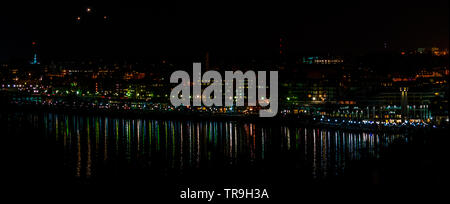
[400,47,449,56]
[299,56,344,65]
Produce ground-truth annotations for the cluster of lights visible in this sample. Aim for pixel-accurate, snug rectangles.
[315,116,432,127]
[74,7,109,24]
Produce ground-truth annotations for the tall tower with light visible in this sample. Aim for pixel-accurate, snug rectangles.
[30,41,40,65]
[279,34,287,67]
[205,51,210,70]
[400,87,408,122]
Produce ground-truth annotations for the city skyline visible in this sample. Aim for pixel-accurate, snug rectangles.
[1,1,449,201]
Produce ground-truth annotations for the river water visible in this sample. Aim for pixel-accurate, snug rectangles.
[1,111,410,185]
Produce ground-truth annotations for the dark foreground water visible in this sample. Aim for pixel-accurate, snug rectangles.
[1,111,447,202]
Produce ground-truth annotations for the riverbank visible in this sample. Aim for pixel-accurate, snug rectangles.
[1,102,447,133]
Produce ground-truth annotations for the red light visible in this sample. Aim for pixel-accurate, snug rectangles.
[32,42,36,45]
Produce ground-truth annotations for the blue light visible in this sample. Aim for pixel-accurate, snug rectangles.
[31,54,39,65]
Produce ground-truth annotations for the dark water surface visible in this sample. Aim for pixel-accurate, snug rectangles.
[3,112,407,179]
[4,111,445,202]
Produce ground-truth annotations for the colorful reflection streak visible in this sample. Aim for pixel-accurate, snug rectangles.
[16,112,408,180]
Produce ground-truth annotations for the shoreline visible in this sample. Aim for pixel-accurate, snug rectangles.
[2,103,446,133]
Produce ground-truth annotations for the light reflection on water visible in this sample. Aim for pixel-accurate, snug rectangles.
[21,112,407,180]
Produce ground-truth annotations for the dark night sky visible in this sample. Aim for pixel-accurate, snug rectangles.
[0,0,448,62]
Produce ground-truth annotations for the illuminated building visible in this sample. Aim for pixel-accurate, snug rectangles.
[300,56,344,65]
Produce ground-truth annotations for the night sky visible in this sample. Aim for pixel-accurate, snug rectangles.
[0,0,448,62]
